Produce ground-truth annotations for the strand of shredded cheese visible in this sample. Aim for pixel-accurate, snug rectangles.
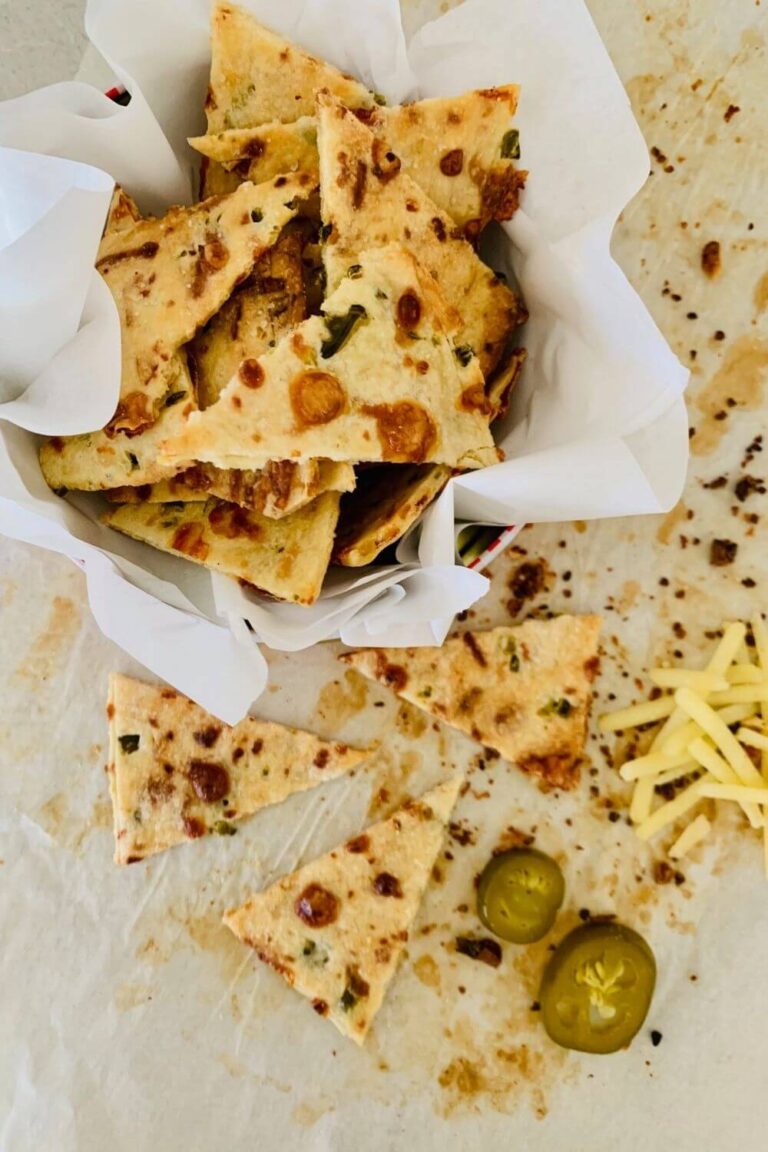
[751,614,768,780]
[750,616,768,874]
[737,728,768,752]
[653,762,701,788]
[688,737,762,828]
[635,780,707,841]
[629,777,655,825]
[709,623,749,675]
[619,748,692,782]
[669,814,711,859]
[649,669,729,692]
[707,685,768,707]
[699,783,768,804]
[674,688,766,789]
[688,738,741,785]
[726,664,766,685]
[598,696,676,733]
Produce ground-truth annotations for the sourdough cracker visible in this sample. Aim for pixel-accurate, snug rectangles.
[192,86,524,229]
[107,673,374,864]
[317,92,525,377]
[97,174,316,435]
[102,492,340,604]
[206,1,373,132]
[161,244,498,472]
[342,616,602,789]
[333,349,526,566]
[39,354,196,491]
[223,776,462,1043]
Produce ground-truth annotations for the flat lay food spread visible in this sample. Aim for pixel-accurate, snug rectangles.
[9,0,768,1114]
[39,0,527,604]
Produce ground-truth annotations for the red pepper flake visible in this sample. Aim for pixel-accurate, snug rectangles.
[735,475,766,502]
[701,240,722,278]
[710,538,738,566]
[373,872,403,898]
[455,936,502,968]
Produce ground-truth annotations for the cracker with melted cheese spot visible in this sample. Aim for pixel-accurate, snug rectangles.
[206,1,373,133]
[333,349,526,566]
[160,244,498,472]
[96,173,316,435]
[341,616,602,789]
[317,92,525,377]
[39,353,197,491]
[107,673,374,865]
[223,776,462,1044]
[184,223,355,516]
[102,492,340,604]
[192,86,525,230]
[192,117,319,186]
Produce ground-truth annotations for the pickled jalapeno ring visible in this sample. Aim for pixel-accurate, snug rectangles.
[539,922,657,1054]
[477,848,565,944]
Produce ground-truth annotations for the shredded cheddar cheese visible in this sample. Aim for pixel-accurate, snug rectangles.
[599,619,768,876]
[649,669,728,693]
[669,814,711,860]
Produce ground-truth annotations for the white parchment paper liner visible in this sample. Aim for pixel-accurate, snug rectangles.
[0,0,689,721]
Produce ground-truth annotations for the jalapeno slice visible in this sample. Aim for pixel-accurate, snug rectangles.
[540,922,656,1054]
[477,848,565,944]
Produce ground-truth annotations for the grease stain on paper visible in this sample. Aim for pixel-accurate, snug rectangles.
[314,670,369,735]
[691,336,768,455]
[14,595,81,683]
[367,747,423,818]
[395,699,428,739]
[412,954,441,991]
[184,908,249,987]
[114,982,154,1012]
[754,271,768,316]
[656,501,689,545]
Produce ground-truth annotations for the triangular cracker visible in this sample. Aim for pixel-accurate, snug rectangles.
[206,1,373,133]
[317,92,525,377]
[192,86,525,229]
[104,185,143,235]
[102,491,340,604]
[199,155,243,199]
[341,616,602,789]
[333,464,452,568]
[223,776,462,1044]
[333,349,526,566]
[96,173,316,434]
[39,353,197,491]
[105,459,355,519]
[107,673,374,865]
[189,224,308,409]
[161,244,499,472]
[192,116,319,185]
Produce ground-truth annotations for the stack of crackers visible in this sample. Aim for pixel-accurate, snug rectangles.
[40,1,527,604]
